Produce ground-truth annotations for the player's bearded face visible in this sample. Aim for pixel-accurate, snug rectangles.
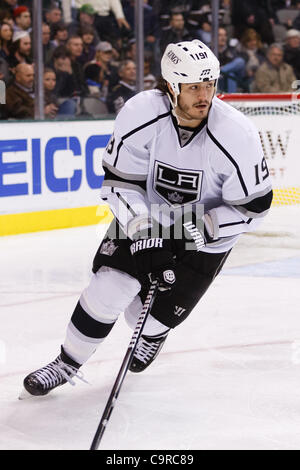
[176,81,215,121]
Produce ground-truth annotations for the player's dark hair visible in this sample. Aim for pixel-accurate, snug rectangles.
[155,76,168,94]
[155,76,175,103]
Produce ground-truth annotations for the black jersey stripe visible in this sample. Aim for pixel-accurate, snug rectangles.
[113,141,124,167]
[239,190,273,214]
[115,191,137,218]
[207,128,248,197]
[103,165,147,192]
[219,221,245,228]
[122,110,171,140]
[113,110,171,167]
[108,188,125,230]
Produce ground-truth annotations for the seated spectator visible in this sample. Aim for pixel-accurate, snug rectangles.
[107,59,136,114]
[44,66,77,117]
[13,6,32,34]
[68,4,101,44]
[78,24,96,65]
[5,63,35,118]
[160,12,193,55]
[74,0,131,41]
[94,41,119,92]
[217,27,246,93]
[7,31,32,70]
[84,62,108,99]
[253,43,297,92]
[0,9,14,28]
[0,22,13,60]
[50,46,82,115]
[66,34,89,96]
[42,22,56,64]
[50,21,69,48]
[238,28,266,91]
[283,29,300,79]
[51,46,76,97]
[43,67,59,119]
[231,0,275,45]
[66,34,83,61]
[45,4,62,27]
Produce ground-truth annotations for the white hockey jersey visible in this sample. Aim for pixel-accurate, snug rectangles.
[101,89,273,253]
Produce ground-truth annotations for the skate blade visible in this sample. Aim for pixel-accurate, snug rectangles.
[18,388,34,400]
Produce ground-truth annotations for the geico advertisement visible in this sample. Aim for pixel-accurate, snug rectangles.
[0,120,114,214]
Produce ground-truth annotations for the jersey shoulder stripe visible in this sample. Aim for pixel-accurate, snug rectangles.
[207,127,249,197]
[207,97,267,200]
[113,109,171,167]
[112,90,171,167]
[122,110,171,141]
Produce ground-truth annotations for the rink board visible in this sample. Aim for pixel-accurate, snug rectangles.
[0,119,114,235]
[1,110,299,235]
[0,205,114,236]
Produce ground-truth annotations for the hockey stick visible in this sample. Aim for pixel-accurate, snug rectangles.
[90,279,159,450]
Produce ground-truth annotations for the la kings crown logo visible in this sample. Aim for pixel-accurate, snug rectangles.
[99,238,118,256]
[154,161,203,206]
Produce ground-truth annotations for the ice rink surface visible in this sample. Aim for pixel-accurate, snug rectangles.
[1,206,300,450]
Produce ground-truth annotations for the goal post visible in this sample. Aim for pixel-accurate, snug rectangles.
[218,93,300,207]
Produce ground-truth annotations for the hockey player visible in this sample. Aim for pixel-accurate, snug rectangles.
[23,40,273,396]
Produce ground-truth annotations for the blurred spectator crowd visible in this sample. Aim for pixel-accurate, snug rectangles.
[0,0,300,120]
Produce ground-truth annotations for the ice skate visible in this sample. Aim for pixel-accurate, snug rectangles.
[129,332,168,373]
[20,346,85,398]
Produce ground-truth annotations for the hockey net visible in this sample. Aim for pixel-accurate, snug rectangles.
[218,93,300,246]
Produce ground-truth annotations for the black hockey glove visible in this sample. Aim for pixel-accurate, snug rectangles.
[130,238,176,291]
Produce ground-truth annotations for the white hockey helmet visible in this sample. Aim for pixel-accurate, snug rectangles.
[161,39,220,96]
